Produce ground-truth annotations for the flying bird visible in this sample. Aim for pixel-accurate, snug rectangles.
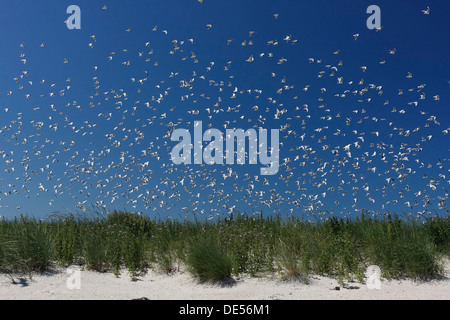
[422,6,430,15]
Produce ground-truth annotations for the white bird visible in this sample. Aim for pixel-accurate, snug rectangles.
[422,6,430,15]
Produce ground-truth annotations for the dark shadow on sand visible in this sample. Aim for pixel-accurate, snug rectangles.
[12,278,29,287]
[198,276,237,288]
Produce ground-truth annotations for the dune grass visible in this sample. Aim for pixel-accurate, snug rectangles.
[186,241,233,283]
[0,211,449,283]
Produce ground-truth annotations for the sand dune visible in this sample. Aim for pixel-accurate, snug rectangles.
[1,260,449,300]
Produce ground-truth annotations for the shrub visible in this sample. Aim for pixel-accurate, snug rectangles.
[186,241,232,283]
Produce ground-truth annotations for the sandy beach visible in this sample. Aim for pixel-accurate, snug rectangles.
[1,260,449,300]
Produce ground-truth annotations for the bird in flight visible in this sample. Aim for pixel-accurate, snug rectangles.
[422,6,430,15]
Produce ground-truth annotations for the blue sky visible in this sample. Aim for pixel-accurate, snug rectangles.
[0,0,448,220]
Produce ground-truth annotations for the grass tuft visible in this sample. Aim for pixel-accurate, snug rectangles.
[186,241,233,283]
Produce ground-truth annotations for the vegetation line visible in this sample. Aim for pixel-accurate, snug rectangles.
[1,211,449,283]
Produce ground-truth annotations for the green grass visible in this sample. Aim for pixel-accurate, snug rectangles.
[186,241,233,283]
[0,211,449,283]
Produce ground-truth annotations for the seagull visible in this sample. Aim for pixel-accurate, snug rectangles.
[422,6,430,15]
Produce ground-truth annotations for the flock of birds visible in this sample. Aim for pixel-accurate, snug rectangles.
[0,3,448,221]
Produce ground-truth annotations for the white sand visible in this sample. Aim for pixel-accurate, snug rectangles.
[1,260,449,300]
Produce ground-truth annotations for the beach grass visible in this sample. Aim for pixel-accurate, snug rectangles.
[186,241,233,283]
[0,211,449,283]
